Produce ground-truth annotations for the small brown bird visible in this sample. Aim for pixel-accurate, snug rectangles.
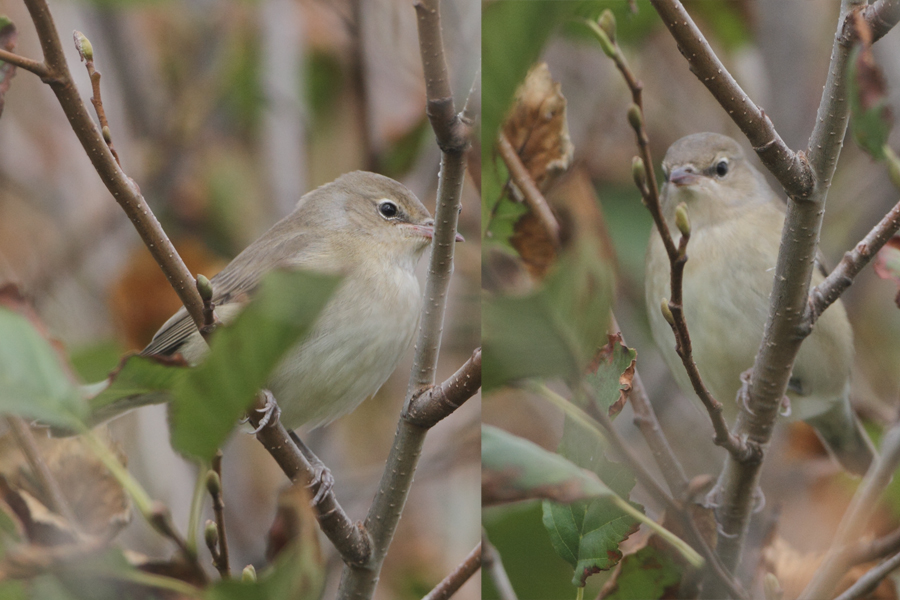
[645,132,875,475]
[98,171,460,430]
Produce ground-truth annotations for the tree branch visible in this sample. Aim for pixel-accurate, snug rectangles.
[708,0,875,579]
[648,0,813,198]
[21,0,206,331]
[586,23,748,459]
[839,0,900,45]
[0,48,48,77]
[833,549,900,600]
[809,198,900,322]
[406,348,481,429]
[246,403,371,568]
[646,0,892,582]
[337,2,470,596]
[421,542,481,600]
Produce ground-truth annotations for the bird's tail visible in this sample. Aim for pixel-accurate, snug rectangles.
[807,401,876,477]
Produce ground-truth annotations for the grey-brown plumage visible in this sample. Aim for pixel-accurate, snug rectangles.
[131,171,442,429]
[645,133,874,475]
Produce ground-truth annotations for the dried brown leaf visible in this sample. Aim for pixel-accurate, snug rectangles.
[0,431,131,541]
[759,535,898,600]
[502,62,574,192]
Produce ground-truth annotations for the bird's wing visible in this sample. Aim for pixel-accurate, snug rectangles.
[141,227,317,357]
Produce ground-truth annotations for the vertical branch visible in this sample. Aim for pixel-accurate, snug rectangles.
[337,0,470,597]
[712,0,868,578]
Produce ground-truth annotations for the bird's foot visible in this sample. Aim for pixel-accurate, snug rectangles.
[779,396,792,417]
[288,430,334,507]
[738,370,755,415]
[247,390,281,434]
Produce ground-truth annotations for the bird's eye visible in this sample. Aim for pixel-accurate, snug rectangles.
[378,201,399,219]
[715,160,729,177]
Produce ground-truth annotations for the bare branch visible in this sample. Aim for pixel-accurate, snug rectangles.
[421,542,481,600]
[587,25,748,459]
[849,527,900,566]
[73,31,120,166]
[610,316,689,497]
[414,0,469,153]
[496,132,560,247]
[706,0,878,578]
[649,0,813,198]
[833,549,900,600]
[0,48,48,77]
[406,348,481,429]
[809,198,900,322]
[338,1,470,596]
[21,0,206,331]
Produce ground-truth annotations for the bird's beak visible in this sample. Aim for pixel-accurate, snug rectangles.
[405,222,465,242]
[669,166,701,187]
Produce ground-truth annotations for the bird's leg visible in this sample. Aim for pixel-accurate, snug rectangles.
[288,430,334,506]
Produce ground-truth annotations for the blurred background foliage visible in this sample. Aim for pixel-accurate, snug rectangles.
[0,0,480,598]
[482,0,900,598]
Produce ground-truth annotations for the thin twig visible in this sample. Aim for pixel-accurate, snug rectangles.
[496,132,560,246]
[586,23,747,459]
[0,48,48,77]
[833,550,900,600]
[421,542,481,600]
[800,423,900,599]
[849,527,900,566]
[73,31,119,166]
[406,348,481,429]
[809,198,900,322]
[209,451,229,578]
[483,532,517,600]
[609,316,688,497]
[21,0,206,330]
[4,416,80,530]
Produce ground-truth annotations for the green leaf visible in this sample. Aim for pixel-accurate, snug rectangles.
[542,496,641,587]
[169,269,341,460]
[0,308,85,429]
[482,235,613,391]
[543,408,640,587]
[602,544,682,600]
[584,335,636,419]
[482,425,613,506]
[70,341,124,383]
[849,45,894,160]
[84,354,187,427]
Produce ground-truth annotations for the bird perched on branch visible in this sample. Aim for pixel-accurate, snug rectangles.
[100,171,461,431]
[645,132,875,475]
